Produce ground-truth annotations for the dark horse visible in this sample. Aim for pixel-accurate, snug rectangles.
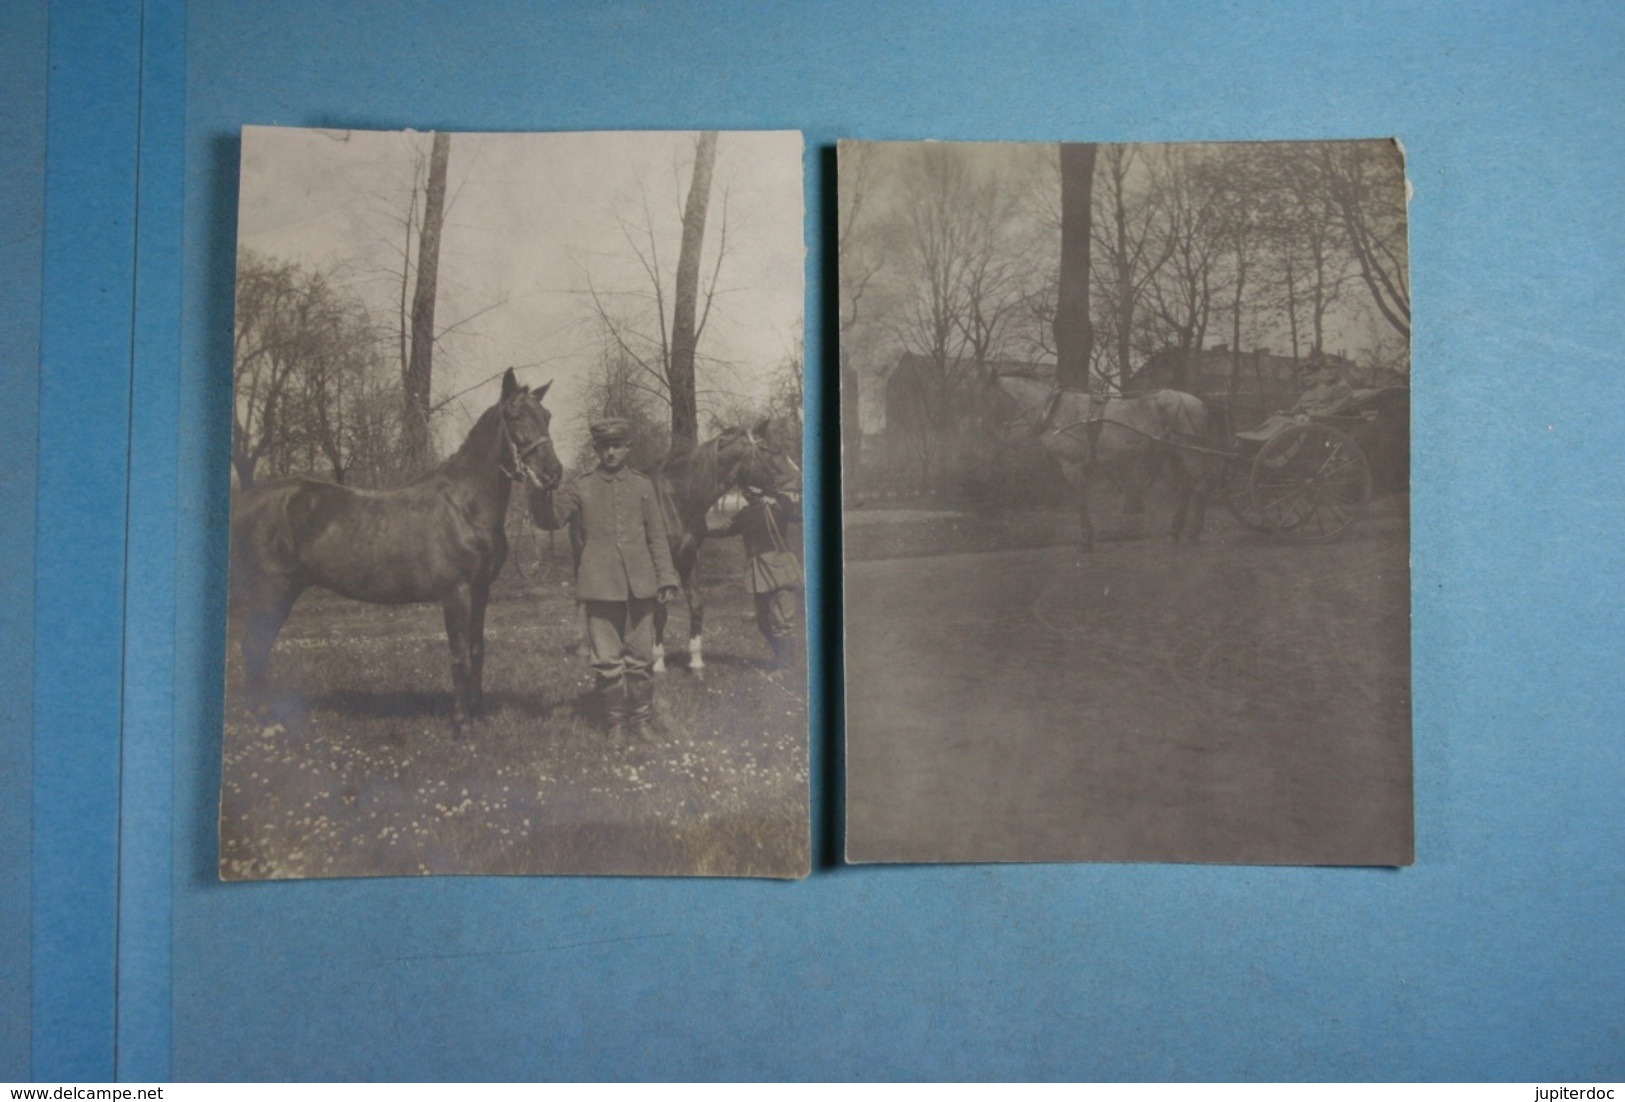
[992,372,1213,551]
[544,418,799,676]
[651,418,799,674]
[230,369,562,732]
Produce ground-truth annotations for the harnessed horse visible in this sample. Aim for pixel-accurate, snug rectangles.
[230,369,562,732]
[991,373,1213,551]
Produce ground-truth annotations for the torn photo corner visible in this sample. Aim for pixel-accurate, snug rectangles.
[222,126,808,880]
[839,138,1412,866]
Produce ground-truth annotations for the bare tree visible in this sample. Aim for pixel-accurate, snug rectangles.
[1318,140,1410,342]
[233,249,303,490]
[1054,142,1098,392]
[668,131,719,447]
[297,308,392,485]
[573,335,672,472]
[233,249,397,489]
[402,131,450,466]
[1209,146,1272,400]
[581,134,734,446]
[881,144,1033,489]
[1251,143,1353,361]
[1141,145,1226,383]
[839,144,884,485]
[838,144,885,341]
[1091,144,1172,391]
[889,146,977,486]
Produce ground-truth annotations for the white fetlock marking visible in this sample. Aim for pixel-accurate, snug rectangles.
[653,641,666,674]
[690,635,704,670]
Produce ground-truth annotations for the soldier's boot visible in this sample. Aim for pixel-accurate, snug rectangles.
[767,633,790,669]
[597,677,627,743]
[626,675,655,739]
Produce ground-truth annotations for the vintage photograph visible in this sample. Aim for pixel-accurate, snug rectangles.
[222,127,808,879]
[840,139,1412,865]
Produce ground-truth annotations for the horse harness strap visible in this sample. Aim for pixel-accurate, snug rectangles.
[1045,390,1109,467]
[760,500,786,555]
[498,406,553,488]
[1083,394,1108,467]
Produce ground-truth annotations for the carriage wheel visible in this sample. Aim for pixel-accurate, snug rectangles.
[1221,455,1273,532]
[1248,423,1371,542]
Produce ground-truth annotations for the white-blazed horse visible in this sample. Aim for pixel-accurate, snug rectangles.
[991,373,1213,552]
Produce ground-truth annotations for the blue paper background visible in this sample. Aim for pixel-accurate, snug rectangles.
[12,0,1624,1082]
[1,0,47,1080]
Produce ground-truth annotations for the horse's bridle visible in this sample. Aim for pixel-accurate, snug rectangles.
[993,375,1063,436]
[997,381,1109,467]
[499,401,558,490]
[737,426,800,492]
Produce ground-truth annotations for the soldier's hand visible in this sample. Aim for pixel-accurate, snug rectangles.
[657,586,679,605]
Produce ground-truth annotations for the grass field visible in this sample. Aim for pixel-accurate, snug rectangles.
[220,534,810,880]
[844,491,1413,865]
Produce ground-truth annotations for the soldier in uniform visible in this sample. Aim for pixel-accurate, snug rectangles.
[708,480,803,668]
[531,418,679,738]
[1236,355,1356,443]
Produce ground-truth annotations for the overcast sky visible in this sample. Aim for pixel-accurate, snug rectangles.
[238,127,805,457]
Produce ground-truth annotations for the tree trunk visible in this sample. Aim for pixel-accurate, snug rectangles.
[1230,244,1246,406]
[403,131,449,467]
[1054,142,1097,392]
[1107,148,1136,392]
[841,360,861,494]
[1284,256,1301,362]
[669,131,717,448]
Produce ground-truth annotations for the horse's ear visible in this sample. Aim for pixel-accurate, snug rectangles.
[533,380,552,401]
[501,368,519,402]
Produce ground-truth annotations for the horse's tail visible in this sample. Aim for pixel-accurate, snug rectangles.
[229,479,304,596]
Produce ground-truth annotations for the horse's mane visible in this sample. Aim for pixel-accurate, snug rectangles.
[423,402,504,481]
[651,431,732,514]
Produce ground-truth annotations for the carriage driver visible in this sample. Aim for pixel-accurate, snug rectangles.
[531,417,679,740]
[1236,355,1355,443]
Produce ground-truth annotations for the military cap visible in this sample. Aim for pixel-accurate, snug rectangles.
[589,417,632,445]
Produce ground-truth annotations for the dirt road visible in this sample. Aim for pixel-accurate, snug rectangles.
[844,499,1412,865]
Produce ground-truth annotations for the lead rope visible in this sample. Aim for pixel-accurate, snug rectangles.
[763,494,790,555]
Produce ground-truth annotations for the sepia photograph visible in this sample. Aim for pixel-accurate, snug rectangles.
[841,139,1412,865]
[222,127,808,879]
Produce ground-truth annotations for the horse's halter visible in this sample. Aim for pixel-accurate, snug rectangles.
[498,397,558,490]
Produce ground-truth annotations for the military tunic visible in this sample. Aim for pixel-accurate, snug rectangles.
[537,466,679,685]
[546,467,679,600]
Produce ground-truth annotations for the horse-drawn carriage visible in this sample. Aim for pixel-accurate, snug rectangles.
[991,370,1409,548]
[1212,385,1410,543]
